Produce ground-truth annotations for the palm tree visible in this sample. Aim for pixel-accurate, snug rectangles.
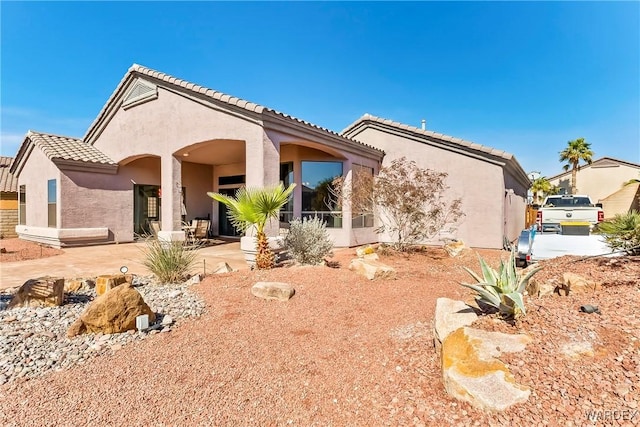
[559,138,594,194]
[208,183,295,269]
[531,177,552,204]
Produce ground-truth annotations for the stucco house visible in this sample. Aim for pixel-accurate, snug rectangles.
[10,64,529,249]
[548,157,640,217]
[0,157,19,238]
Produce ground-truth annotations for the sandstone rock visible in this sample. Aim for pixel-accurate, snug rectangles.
[561,273,602,295]
[442,327,531,411]
[363,253,380,261]
[95,274,127,296]
[356,245,376,258]
[212,262,234,274]
[526,278,559,297]
[251,282,295,301]
[348,258,396,280]
[64,279,84,293]
[561,341,594,359]
[66,283,156,337]
[443,240,466,257]
[8,277,64,308]
[434,298,478,344]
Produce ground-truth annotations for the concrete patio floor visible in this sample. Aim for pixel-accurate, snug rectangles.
[0,239,248,290]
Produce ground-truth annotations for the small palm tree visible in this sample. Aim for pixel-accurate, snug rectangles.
[531,177,552,204]
[559,138,593,194]
[208,183,295,269]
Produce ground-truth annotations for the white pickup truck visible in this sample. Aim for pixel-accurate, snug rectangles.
[535,195,604,233]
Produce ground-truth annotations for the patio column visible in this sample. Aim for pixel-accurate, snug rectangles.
[245,131,280,235]
[342,159,353,243]
[158,154,186,242]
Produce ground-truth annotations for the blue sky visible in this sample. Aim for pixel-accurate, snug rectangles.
[1,1,638,178]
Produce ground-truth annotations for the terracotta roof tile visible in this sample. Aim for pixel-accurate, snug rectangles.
[0,156,18,192]
[27,131,116,165]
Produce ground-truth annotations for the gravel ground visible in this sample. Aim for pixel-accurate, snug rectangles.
[0,247,638,426]
[0,238,63,262]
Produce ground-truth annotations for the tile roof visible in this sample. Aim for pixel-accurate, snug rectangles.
[0,157,18,192]
[341,113,514,161]
[84,64,383,156]
[26,131,116,165]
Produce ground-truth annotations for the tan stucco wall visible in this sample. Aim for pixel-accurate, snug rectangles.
[60,157,162,243]
[182,161,214,220]
[18,147,60,228]
[549,163,640,202]
[346,127,507,249]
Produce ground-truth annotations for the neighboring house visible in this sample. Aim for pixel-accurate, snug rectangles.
[10,64,529,249]
[0,157,19,238]
[599,181,640,219]
[548,157,640,211]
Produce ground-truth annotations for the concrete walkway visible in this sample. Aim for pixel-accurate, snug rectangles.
[0,239,248,290]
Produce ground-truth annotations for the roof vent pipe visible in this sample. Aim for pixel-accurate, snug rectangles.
[421,119,426,130]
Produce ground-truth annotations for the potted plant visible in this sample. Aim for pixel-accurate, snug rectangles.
[207,183,295,269]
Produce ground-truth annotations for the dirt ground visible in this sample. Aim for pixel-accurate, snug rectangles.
[0,238,63,263]
[0,243,638,426]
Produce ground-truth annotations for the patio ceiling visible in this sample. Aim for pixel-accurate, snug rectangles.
[176,139,246,166]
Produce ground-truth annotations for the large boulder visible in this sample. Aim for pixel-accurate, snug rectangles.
[67,283,155,337]
[433,298,478,344]
[95,274,128,296]
[348,258,396,280]
[251,282,295,301]
[8,277,64,308]
[442,327,532,411]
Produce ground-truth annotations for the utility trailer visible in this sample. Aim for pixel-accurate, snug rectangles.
[516,223,616,267]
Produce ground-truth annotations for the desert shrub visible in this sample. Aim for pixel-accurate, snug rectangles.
[328,157,464,251]
[284,216,334,265]
[460,249,542,319]
[598,210,640,255]
[141,237,199,284]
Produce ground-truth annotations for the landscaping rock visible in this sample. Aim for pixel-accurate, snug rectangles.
[443,240,466,257]
[251,282,295,301]
[67,283,156,337]
[64,279,84,293]
[188,274,203,285]
[8,277,64,308]
[356,245,376,258]
[442,327,532,411]
[560,272,602,295]
[212,262,234,274]
[433,298,478,344]
[348,258,396,280]
[95,274,127,296]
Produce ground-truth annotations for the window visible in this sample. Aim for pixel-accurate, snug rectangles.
[47,179,56,228]
[351,165,375,229]
[19,185,26,225]
[279,162,294,223]
[301,161,343,228]
[218,175,246,186]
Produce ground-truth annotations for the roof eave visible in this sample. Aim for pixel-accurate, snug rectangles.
[52,158,118,174]
[262,111,385,160]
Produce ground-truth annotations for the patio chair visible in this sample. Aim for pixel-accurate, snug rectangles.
[149,220,161,238]
[193,219,210,243]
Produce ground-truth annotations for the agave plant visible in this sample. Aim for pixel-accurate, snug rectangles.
[460,249,542,318]
[208,183,296,269]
